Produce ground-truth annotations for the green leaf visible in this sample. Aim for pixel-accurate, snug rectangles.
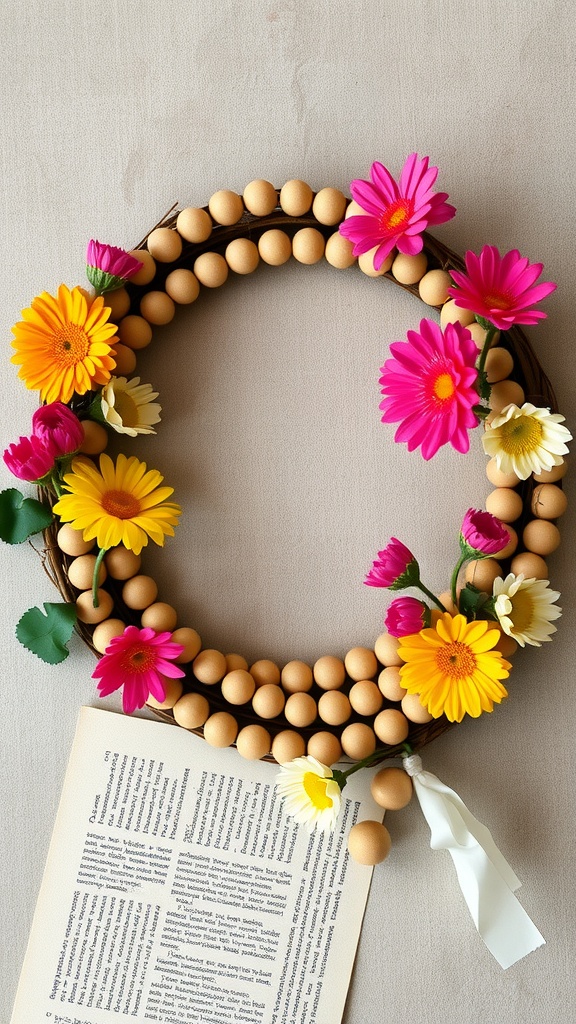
[16,602,78,664]
[0,488,54,544]
[458,583,491,619]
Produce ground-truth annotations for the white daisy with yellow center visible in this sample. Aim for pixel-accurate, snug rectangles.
[492,573,561,648]
[482,402,571,480]
[100,376,162,436]
[276,755,342,833]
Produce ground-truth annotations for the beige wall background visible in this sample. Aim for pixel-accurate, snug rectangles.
[2,1,576,1021]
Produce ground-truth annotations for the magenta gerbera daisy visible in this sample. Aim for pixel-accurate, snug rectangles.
[448,245,556,330]
[378,318,480,460]
[93,625,185,714]
[339,153,456,270]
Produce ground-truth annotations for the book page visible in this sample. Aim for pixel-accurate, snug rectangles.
[11,706,384,1024]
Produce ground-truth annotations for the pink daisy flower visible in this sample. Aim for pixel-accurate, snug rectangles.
[3,434,55,482]
[86,240,144,294]
[339,153,456,270]
[448,246,556,330]
[93,625,185,714]
[32,402,84,459]
[460,508,509,556]
[364,538,420,591]
[385,596,429,637]
[379,318,480,460]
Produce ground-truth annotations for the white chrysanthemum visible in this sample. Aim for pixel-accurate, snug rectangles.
[100,376,161,436]
[482,403,571,480]
[492,573,561,648]
[275,755,342,833]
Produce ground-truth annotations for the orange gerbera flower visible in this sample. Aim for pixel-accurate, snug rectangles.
[11,284,117,403]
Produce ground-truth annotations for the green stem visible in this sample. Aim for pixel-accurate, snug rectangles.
[333,744,414,789]
[92,547,107,607]
[477,326,497,381]
[50,471,63,498]
[450,553,467,608]
[417,581,448,613]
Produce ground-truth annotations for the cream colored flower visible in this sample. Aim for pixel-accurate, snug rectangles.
[492,573,561,647]
[482,402,571,480]
[276,755,342,833]
[100,376,161,436]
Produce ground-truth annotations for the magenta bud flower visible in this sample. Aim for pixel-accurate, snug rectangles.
[385,596,429,638]
[460,508,510,557]
[3,434,55,482]
[364,538,420,591]
[448,245,556,331]
[86,240,144,294]
[32,402,84,458]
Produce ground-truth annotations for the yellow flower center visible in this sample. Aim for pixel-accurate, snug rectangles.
[101,488,142,519]
[113,391,140,428]
[436,640,476,679]
[483,290,512,311]
[121,644,156,673]
[508,590,535,633]
[382,199,412,233]
[53,323,90,365]
[498,414,543,455]
[303,772,333,810]
[433,371,455,401]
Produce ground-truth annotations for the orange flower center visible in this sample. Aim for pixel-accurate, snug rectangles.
[435,640,476,678]
[433,371,456,401]
[121,644,156,674]
[381,198,413,233]
[101,488,142,519]
[53,323,90,365]
[483,290,512,311]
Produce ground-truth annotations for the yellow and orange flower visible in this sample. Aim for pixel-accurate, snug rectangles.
[398,612,511,723]
[11,284,117,403]
[52,453,182,555]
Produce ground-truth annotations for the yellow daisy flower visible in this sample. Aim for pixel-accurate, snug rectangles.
[398,612,511,723]
[276,755,342,833]
[11,284,117,404]
[52,453,181,555]
[482,402,571,480]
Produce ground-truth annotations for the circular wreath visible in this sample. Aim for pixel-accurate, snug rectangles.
[2,154,570,779]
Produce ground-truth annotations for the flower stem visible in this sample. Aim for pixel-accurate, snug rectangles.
[50,471,63,498]
[333,743,415,790]
[477,326,497,381]
[92,547,107,607]
[417,581,448,613]
[450,553,467,608]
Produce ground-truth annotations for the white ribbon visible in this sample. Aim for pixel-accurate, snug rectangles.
[403,753,545,969]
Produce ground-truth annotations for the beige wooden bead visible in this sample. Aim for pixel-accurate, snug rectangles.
[165,268,200,304]
[193,649,227,684]
[284,692,317,728]
[104,287,130,320]
[193,252,229,288]
[208,189,244,226]
[344,646,378,681]
[292,227,325,264]
[67,553,107,590]
[510,551,548,579]
[489,380,525,413]
[377,666,407,703]
[312,187,347,225]
[172,627,202,663]
[493,627,518,659]
[436,591,458,614]
[373,708,410,744]
[221,669,255,705]
[358,248,392,276]
[533,460,567,483]
[243,179,278,217]
[140,291,176,325]
[391,252,428,285]
[252,683,285,719]
[271,729,306,764]
[439,299,475,328]
[318,691,351,726]
[76,589,114,624]
[497,524,519,559]
[313,655,346,690]
[176,207,213,243]
[110,343,137,376]
[173,692,210,730]
[486,457,520,489]
[258,229,292,266]
[485,347,514,383]
[105,546,141,580]
[79,420,108,455]
[122,575,158,610]
[141,602,178,632]
[118,314,154,350]
[279,179,313,216]
[531,483,568,519]
[523,519,561,555]
[401,692,433,724]
[340,723,376,760]
[250,659,281,686]
[147,227,183,263]
[371,767,413,809]
[467,321,499,350]
[128,249,156,285]
[225,238,260,275]
[57,523,95,557]
[485,487,523,522]
[306,731,342,766]
[92,618,126,654]
[147,678,184,710]
[225,653,249,672]
[348,820,392,865]
[324,231,356,269]
[236,724,271,761]
[374,632,402,667]
[203,712,238,748]
[281,660,313,693]
[349,680,383,716]
[345,200,366,218]
[418,269,451,306]
[464,558,503,590]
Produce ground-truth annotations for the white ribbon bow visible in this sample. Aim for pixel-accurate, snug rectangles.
[403,753,545,969]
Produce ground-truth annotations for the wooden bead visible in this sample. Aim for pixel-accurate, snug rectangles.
[374,708,410,744]
[165,268,200,304]
[324,231,355,269]
[141,602,178,632]
[203,712,238,748]
[243,179,278,216]
[306,731,342,766]
[497,524,518,559]
[533,460,567,483]
[122,575,158,610]
[104,287,130,320]
[418,269,451,306]
[401,692,433,724]
[236,725,271,761]
[225,653,249,672]
[147,227,183,263]
[92,618,126,654]
[439,299,475,328]
[147,678,184,710]
[67,553,107,590]
[279,179,313,216]
[523,519,561,555]
[485,347,514,383]
[79,420,108,455]
[225,238,260,275]
[271,730,306,764]
[318,691,351,726]
[57,523,95,557]
[510,551,548,579]
[391,251,428,285]
[312,187,347,225]
[76,589,114,624]
[358,248,392,277]
[371,767,413,810]
[340,723,376,760]
[345,200,366,218]
[258,229,292,266]
[486,457,520,489]
[193,252,229,288]
[172,627,202,663]
[221,669,255,705]
[489,379,525,413]
[128,249,156,285]
[140,291,175,325]
[118,314,154,350]
[531,483,568,519]
[344,646,378,681]
[374,632,402,667]
[281,660,313,693]
[252,683,285,719]
[105,546,141,580]
[485,487,523,522]
[208,189,244,226]
[284,692,317,728]
[349,680,383,716]
[176,207,213,243]
[348,821,391,865]
[110,343,137,375]
[313,655,345,690]
[493,628,518,659]
[464,558,503,590]
[377,666,407,702]
[250,659,281,686]
[193,649,227,684]
[436,591,458,614]
[292,227,325,264]
[468,321,499,350]
[173,692,210,730]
